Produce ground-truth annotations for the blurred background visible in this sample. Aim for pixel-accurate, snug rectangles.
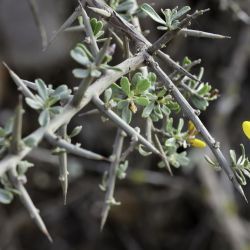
[0,0,250,249]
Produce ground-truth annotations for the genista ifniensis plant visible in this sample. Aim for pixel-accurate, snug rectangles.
[0,0,249,241]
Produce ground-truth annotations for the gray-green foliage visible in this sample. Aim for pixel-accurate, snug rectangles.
[141,3,191,30]
[1,0,249,236]
[25,79,71,126]
[206,144,250,185]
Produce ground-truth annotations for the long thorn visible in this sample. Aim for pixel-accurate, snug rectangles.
[58,124,69,205]
[100,129,125,230]
[9,168,53,242]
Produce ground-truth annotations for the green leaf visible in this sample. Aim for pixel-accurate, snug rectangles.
[172,6,191,21]
[175,152,189,167]
[117,100,129,110]
[120,77,131,96]
[167,100,180,111]
[23,137,37,147]
[142,102,154,118]
[39,109,50,126]
[17,161,34,176]
[72,69,89,78]
[0,188,14,204]
[122,106,132,124]
[135,79,151,94]
[46,96,60,107]
[141,3,165,25]
[90,18,103,37]
[70,47,90,66]
[25,97,43,110]
[104,88,112,103]
[138,144,152,156]
[230,150,237,165]
[49,106,63,115]
[76,43,93,59]
[161,105,171,116]
[162,9,172,28]
[131,72,143,85]
[197,83,211,96]
[94,22,103,37]
[90,69,102,78]
[35,79,48,100]
[116,0,134,12]
[51,85,71,100]
[183,56,192,66]
[69,126,82,138]
[154,104,163,119]
[177,118,184,133]
[134,96,149,106]
[191,96,208,110]
[147,72,157,84]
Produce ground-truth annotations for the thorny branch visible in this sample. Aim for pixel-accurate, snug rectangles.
[0,0,249,241]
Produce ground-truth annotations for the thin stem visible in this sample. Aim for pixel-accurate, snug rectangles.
[10,96,23,154]
[8,168,52,242]
[3,63,35,99]
[148,9,210,54]
[45,6,81,50]
[26,0,48,49]
[78,0,99,57]
[179,28,231,39]
[72,37,111,107]
[154,134,173,176]
[58,124,69,205]
[144,53,247,201]
[157,51,200,83]
[101,129,125,230]
[120,127,140,162]
[92,95,160,156]
[45,132,109,161]
[0,54,144,177]
[72,76,95,107]
[169,59,202,79]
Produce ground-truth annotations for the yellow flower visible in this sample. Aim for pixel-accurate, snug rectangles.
[187,120,206,148]
[188,120,198,136]
[188,138,207,148]
[242,121,250,139]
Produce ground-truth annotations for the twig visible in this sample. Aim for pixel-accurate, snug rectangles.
[72,76,95,107]
[86,1,202,84]
[8,168,52,242]
[45,6,81,50]
[26,0,48,49]
[78,109,99,116]
[169,59,202,79]
[179,28,231,39]
[144,53,247,201]
[154,134,173,176]
[120,127,139,162]
[58,124,69,205]
[10,96,23,154]
[72,37,111,107]
[92,95,160,156]
[78,0,99,57]
[0,53,145,177]
[157,51,201,83]
[45,132,109,161]
[85,0,247,200]
[3,63,35,99]
[148,9,210,54]
[101,129,125,230]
